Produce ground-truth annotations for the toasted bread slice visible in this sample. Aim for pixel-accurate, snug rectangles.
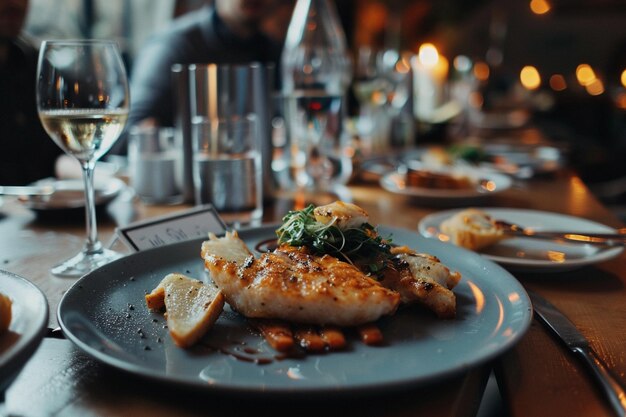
[145,285,166,311]
[145,273,224,348]
[0,292,12,334]
[440,208,506,250]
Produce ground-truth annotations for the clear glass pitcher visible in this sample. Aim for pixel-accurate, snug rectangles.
[280,0,353,193]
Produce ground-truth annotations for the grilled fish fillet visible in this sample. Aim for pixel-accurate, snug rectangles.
[201,231,400,326]
[380,249,461,319]
[311,201,461,318]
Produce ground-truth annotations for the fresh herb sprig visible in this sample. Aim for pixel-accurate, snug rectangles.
[276,205,395,276]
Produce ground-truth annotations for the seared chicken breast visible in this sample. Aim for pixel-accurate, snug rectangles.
[201,231,400,326]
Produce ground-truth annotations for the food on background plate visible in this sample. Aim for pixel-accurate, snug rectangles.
[421,144,489,167]
[0,292,11,334]
[405,166,474,190]
[145,273,224,348]
[440,208,507,250]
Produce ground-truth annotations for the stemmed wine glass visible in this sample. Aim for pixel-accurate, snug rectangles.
[36,40,129,277]
[378,49,411,116]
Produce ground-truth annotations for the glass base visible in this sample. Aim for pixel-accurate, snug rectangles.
[51,247,124,278]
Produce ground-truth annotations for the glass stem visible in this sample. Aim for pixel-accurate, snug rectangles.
[81,161,102,254]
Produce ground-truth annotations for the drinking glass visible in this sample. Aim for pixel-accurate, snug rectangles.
[36,40,129,277]
[353,46,388,112]
[128,126,183,205]
[191,115,263,228]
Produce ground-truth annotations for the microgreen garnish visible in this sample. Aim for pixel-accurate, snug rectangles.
[276,205,395,276]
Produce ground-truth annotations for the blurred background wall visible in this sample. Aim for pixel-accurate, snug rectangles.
[23,0,626,209]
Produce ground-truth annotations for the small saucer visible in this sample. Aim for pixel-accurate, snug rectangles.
[19,177,125,211]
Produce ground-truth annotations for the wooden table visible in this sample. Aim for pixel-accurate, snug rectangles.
[1,168,624,417]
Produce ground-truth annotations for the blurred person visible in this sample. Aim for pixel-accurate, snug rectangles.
[0,0,63,185]
[126,0,285,135]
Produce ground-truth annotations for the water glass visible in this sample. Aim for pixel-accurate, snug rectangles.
[128,126,183,204]
[192,116,262,227]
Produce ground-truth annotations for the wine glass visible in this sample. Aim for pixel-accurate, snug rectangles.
[353,46,388,112]
[378,49,411,116]
[36,40,129,277]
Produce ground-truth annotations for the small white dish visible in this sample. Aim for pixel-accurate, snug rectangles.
[0,270,48,393]
[419,208,624,272]
[380,167,512,206]
[19,177,125,211]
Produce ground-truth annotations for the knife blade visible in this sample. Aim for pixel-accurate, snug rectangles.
[495,220,626,247]
[528,290,626,416]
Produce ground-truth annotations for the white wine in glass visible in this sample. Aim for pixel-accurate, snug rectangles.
[37,40,129,278]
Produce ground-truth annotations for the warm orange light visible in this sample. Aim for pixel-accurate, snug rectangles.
[549,74,567,91]
[585,78,605,96]
[520,66,541,90]
[616,92,626,110]
[469,91,484,108]
[437,233,450,242]
[530,0,551,14]
[467,281,485,314]
[566,176,589,215]
[418,43,440,68]
[621,69,626,88]
[474,61,490,81]
[547,251,566,263]
[576,64,596,86]
[395,56,411,74]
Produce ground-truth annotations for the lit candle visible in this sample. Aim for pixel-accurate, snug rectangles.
[411,43,449,121]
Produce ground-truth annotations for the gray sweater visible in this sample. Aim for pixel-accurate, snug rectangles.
[128,5,281,128]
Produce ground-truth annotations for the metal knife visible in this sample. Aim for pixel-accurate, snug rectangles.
[528,290,626,416]
[495,220,626,247]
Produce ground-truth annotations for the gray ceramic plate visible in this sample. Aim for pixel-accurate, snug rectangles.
[0,270,49,393]
[58,226,532,396]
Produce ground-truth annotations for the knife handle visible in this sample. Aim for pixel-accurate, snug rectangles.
[574,347,626,416]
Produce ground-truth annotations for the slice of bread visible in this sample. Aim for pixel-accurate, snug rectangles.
[145,273,224,348]
[440,208,506,250]
[0,293,12,334]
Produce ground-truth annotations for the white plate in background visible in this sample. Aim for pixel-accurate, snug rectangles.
[0,270,48,393]
[419,208,624,272]
[19,177,125,211]
[380,167,512,206]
